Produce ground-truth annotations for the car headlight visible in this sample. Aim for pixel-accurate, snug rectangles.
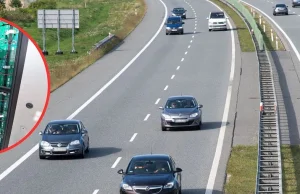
[122,183,133,191]
[183,13,186,15]
[172,13,176,16]
[162,113,171,119]
[166,27,171,30]
[69,140,80,145]
[164,181,174,189]
[178,26,183,29]
[40,141,51,147]
[190,113,198,118]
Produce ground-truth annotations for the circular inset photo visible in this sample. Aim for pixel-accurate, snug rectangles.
[0,19,50,153]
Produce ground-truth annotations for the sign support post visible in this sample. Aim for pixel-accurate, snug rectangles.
[71,9,77,54]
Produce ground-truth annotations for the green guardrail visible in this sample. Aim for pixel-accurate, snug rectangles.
[224,0,264,51]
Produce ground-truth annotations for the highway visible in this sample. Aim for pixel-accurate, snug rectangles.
[0,0,237,193]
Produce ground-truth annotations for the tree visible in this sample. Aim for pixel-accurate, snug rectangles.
[0,0,5,10]
[10,0,22,8]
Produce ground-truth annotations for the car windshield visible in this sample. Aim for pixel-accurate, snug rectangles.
[210,12,225,18]
[173,8,184,13]
[165,98,196,109]
[167,18,181,24]
[44,123,80,135]
[126,159,172,175]
[276,4,286,7]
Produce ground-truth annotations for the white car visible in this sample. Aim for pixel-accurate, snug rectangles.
[207,11,228,31]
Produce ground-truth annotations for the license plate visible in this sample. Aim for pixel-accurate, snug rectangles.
[175,119,186,123]
[172,29,177,31]
[53,147,67,152]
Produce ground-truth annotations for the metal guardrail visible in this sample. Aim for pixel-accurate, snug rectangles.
[219,0,283,193]
[91,34,116,52]
[224,0,264,51]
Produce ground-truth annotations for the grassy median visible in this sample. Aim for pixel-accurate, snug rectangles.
[224,145,257,193]
[210,0,255,52]
[281,145,300,193]
[243,4,285,51]
[0,0,146,91]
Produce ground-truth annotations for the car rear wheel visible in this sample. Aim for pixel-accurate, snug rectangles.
[285,12,288,15]
[209,29,212,32]
[273,13,276,16]
[161,126,166,131]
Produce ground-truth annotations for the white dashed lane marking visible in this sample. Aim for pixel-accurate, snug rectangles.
[171,75,175,79]
[185,51,188,55]
[155,98,161,104]
[177,66,180,70]
[190,40,193,43]
[93,190,99,194]
[188,45,191,48]
[164,85,169,90]
[181,58,184,61]
[111,157,122,168]
[144,114,151,121]
[129,133,138,142]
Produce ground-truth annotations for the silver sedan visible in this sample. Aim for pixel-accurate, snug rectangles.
[159,95,203,131]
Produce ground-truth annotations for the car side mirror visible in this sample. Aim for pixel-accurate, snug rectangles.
[164,22,167,25]
[39,131,43,135]
[82,130,87,134]
[159,107,164,110]
[182,22,185,24]
[226,17,229,19]
[117,169,124,174]
[175,167,182,172]
[206,17,209,20]
[198,104,203,108]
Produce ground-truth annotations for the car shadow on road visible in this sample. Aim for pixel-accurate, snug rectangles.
[184,17,195,20]
[183,32,201,35]
[46,147,122,160]
[182,189,222,194]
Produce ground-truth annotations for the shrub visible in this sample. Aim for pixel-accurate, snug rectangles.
[0,9,34,23]
[10,0,22,8]
[28,0,57,9]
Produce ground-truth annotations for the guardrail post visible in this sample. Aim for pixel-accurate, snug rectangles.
[276,36,278,50]
[259,15,262,25]
[263,21,265,32]
[271,29,274,42]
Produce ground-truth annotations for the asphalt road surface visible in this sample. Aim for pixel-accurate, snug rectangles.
[0,0,237,193]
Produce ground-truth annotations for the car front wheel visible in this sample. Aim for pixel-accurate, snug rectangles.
[39,154,46,159]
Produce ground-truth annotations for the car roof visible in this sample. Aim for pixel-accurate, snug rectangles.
[276,3,286,6]
[47,120,81,125]
[167,95,195,100]
[210,11,224,14]
[131,154,171,161]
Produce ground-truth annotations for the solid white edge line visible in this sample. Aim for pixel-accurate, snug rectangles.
[129,133,138,142]
[205,0,235,194]
[171,75,175,79]
[144,114,151,121]
[164,85,168,90]
[241,1,300,64]
[111,157,122,168]
[155,98,161,104]
[92,190,100,194]
[0,0,169,182]
[176,66,180,70]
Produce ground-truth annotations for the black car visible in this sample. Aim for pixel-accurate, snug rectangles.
[159,95,203,131]
[38,120,90,159]
[171,7,187,19]
[118,154,182,194]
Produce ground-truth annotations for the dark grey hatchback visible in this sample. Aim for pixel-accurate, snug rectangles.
[159,95,203,131]
[38,120,90,159]
[118,154,182,194]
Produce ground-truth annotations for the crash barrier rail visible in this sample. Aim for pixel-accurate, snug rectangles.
[224,0,264,51]
[218,0,283,192]
[91,33,116,52]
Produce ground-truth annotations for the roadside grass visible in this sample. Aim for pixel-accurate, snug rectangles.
[281,145,300,193]
[243,4,285,51]
[210,0,255,52]
[224,145,257,194]
[1,0,146,91]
